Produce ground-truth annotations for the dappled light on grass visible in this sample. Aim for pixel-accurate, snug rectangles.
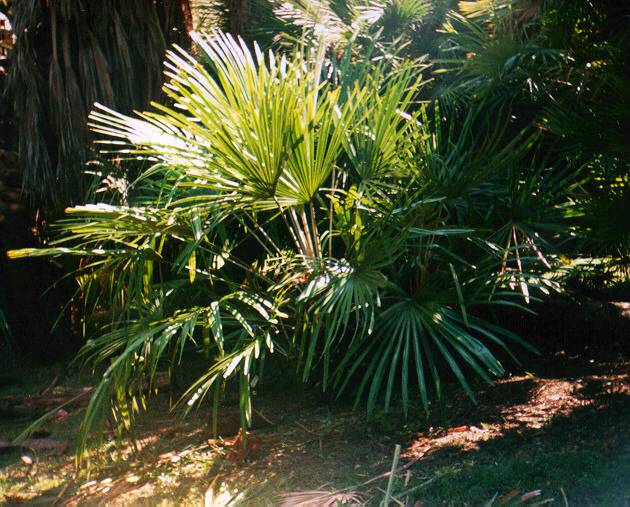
[404,368,630,460]
[1,356,629,505]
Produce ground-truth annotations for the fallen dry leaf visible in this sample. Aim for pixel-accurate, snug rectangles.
[279,490,363,507]
[521,489,542,501]
[55,408,70,421]
[447,425,468,434]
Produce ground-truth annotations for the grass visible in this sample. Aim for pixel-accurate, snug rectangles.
[0,351,629,505]
[401,355,630,505]
[410,400,630,505]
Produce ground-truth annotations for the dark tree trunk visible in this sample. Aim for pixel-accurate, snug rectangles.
[1,1,193,362]
[229,0,248,37]
[8,0,193,211]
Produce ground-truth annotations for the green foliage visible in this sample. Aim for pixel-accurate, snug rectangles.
[10,29,556,463]
[432,0,629,281]
[8,0,629,466]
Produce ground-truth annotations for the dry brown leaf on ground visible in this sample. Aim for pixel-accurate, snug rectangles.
[447,425,469,434]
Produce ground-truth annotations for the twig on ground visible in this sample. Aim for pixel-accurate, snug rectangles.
[294,421,317,434]
[384,444,401,506]
[40,375,60,396]
[377,487,404,506]
[52,480,73,506]
[254,409,274,426]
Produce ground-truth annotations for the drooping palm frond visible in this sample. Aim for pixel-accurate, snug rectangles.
[339,297,528,415]
[8,0,192,210]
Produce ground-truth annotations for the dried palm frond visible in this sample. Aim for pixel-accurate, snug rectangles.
[279,489,364,506]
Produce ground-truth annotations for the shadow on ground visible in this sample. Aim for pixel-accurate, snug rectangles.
[0,353,629,506]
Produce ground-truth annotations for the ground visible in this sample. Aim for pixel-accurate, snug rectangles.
[1,349,629,506]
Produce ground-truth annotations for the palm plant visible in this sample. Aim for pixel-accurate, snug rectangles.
[11,29,549,463]
[274,0,434,62]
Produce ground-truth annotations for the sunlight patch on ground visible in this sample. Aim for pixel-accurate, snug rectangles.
[1,362,629,505]
[404,372,630,459]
